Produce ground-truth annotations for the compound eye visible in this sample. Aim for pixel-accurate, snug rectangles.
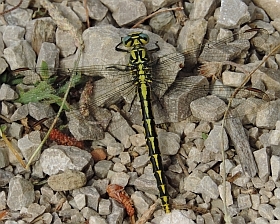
[139,33,149,45]
[122,35,133,47]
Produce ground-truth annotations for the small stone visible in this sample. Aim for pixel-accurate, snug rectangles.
[17,130,41,163]
[189,0,217,20]
[195,121,211,133]
[106,199,125,224]
[134,172,158,196]
[91,148,107,162]
[74,194,86,210]
[231,216,246,224]
[7,176,35,211]
[1,101,15,117]
[69,1,87,22]
[256,100,280,129]
[275,188,280,199]
[86,0,108,21]
[119,152,131,165]
[247,208,259,222]
[187,146,202,170]
[183,170,206,193]
[36,42,60,69]
[54,3,83,30]
[32,160,44,179]
[110,172,130,187]
[112,162,126,173]
[41,213,52,224]
[7,122,23,140]
[70,213,85,223]
[237,194,252,210]
[66,109,105,141]
[218,181,233,206]
[4,40,36,70]
[89,215,108,224]
[158,131,180,155]
[73,186,100,211]
[92,179,110,195]
[149,10,174,33]
[0,191,7,210]
[253,147,270,181]
[204,125,228,153]
[258,203,274,220]
[198,176,219,199]
[260,188,273,198]
[48,170,86,191]
[59,208,80,221]
[81,207,99,220]
[108,111,136,148]
[177,18,207,56]
[161,209,196,224]
[0,57,8,74]
[20,203,46,223]
[220,159,235,175]
[129,133,146,147]
[107,142,124,156]
[264,179,276,192]
[55,28,76,57]
[260,195,269,204]
[272,207,280,220]
[100,0,147,26]
[98,199,111,216]
[0,147,9,168]
[222,71,247,87]
[269,130,280,145]
[40,145,92,175]
[132,154,149,169]
[52,212,62,224]
[251,194,260,210]
[0,83,18,101]
[3,26,25,47]
[231,165,251,187]
[251,177,265,189]
[0,169,14,187]
[190,95,227,122]
[93,132,117,148]
[254,217,269,224]
[94,160,113,179]
[131,191,153,215]
[217,0,250,28]
[4,6,33,27]
[10,104,29,122]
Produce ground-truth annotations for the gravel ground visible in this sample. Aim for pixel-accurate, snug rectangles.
[1,0,280,224]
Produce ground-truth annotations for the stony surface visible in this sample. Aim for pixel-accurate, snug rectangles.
[47,169,87,191]
[0,0,280,223]
[7,176,35,211]
[40,145,92,175]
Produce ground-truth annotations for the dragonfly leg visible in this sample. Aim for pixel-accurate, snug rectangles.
[115,41,129,52]
[149,41,160,52]
[105,65,130,71]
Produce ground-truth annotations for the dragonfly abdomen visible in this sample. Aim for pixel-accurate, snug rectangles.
[137,82,171,213]
[118,31,171,213]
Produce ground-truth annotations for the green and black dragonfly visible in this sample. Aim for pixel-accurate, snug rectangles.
[11,27,272,213]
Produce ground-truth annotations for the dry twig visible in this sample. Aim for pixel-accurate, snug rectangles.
[132,7,183,28]
[0,0,23,16]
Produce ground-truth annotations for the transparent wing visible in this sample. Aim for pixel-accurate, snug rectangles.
[12,28,272,130]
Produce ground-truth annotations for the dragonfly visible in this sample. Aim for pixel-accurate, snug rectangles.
[13,27,270,127]
[11,27,272,213]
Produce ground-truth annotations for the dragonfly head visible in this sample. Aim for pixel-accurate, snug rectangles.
[122,32,149,47]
